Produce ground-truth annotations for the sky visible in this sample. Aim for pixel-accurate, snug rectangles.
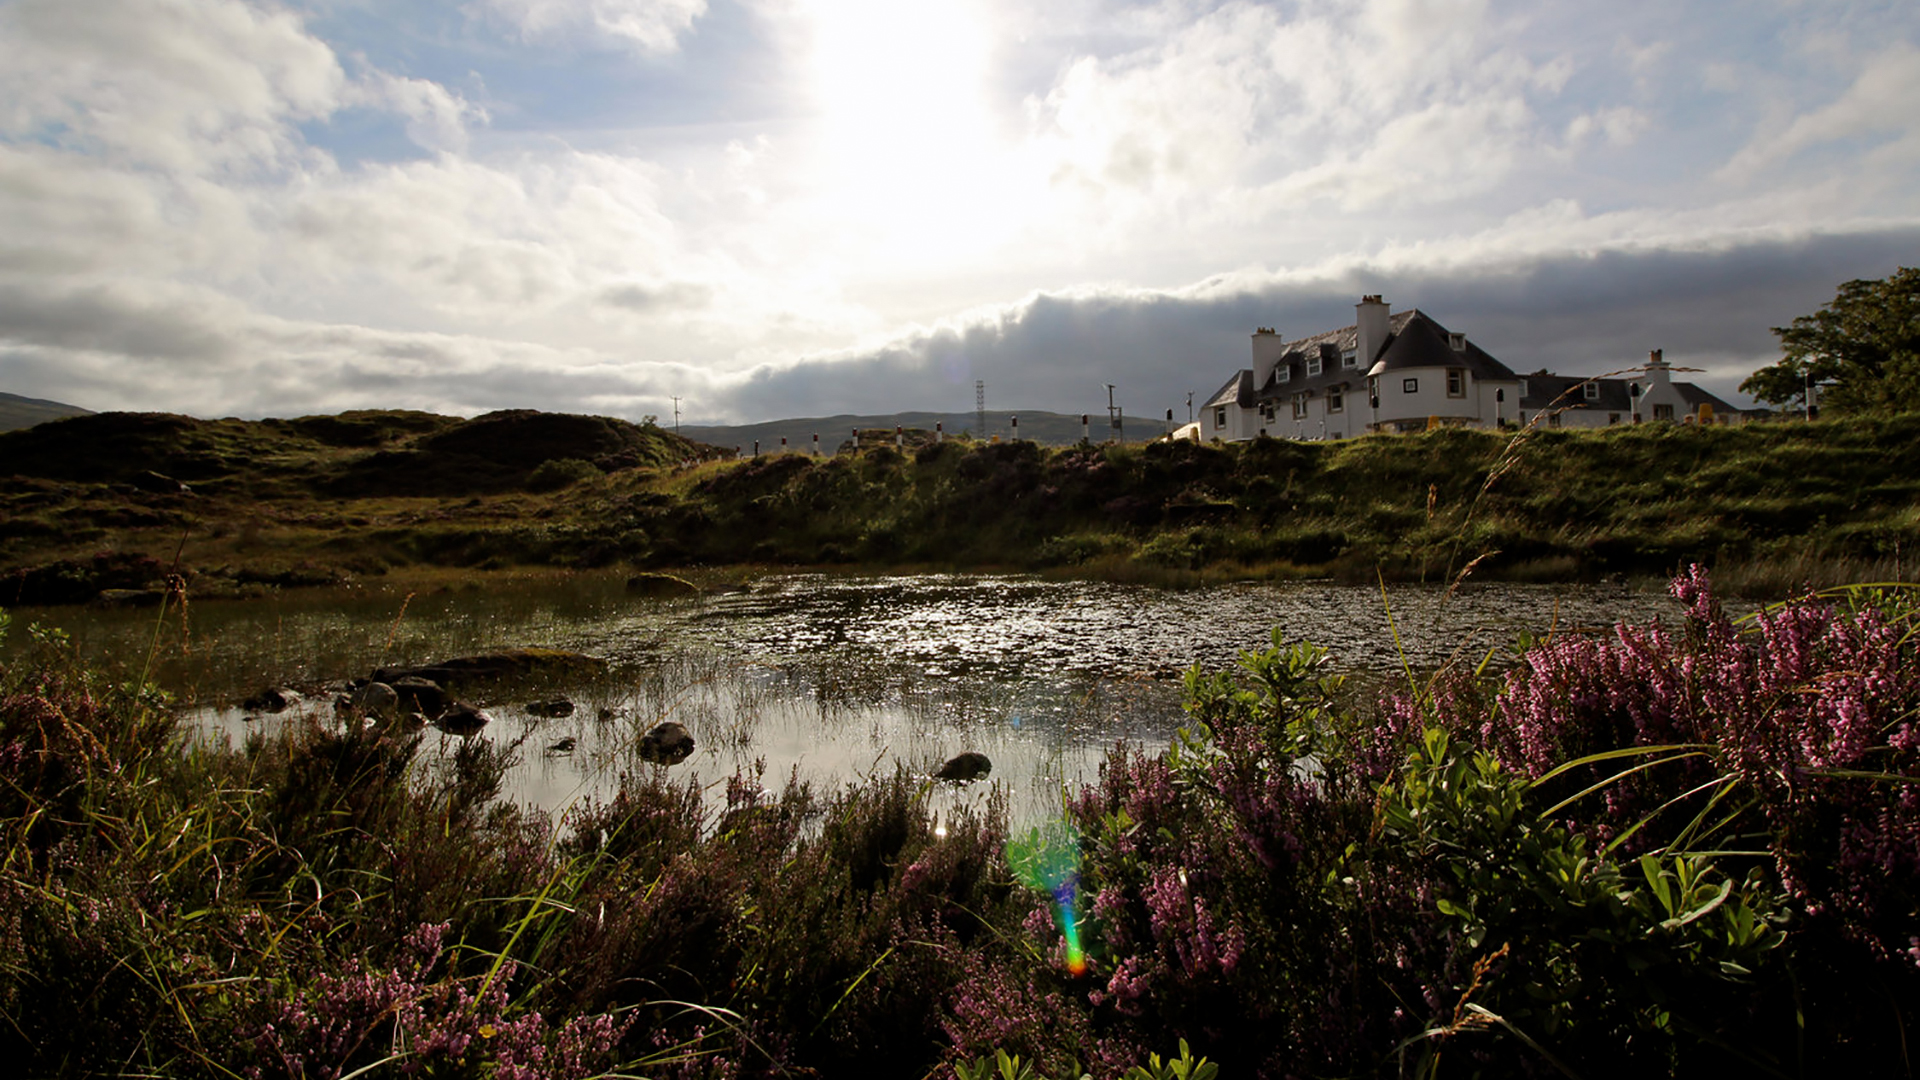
[0,0,1916,425]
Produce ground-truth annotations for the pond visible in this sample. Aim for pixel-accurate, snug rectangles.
[3,571,1698,825]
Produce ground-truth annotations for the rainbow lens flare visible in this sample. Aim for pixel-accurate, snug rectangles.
[1008,820,1088,976]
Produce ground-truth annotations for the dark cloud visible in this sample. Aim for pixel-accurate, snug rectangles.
[597,281,714,313]
[724,228,1920,422]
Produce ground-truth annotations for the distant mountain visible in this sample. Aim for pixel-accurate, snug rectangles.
[0,392,92,432]
[678,409,1180,452]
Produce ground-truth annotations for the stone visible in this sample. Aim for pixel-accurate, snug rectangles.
[242,687,302,713]
[639,720,695,765]
[372,648,607,691]
[935,751,992,782]
[546,736,577,755]
[350,681,399,719]
[525,698,575,718]
[435,701,490,734]
[389,676,450,717]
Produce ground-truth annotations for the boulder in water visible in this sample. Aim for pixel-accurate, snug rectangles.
[935,751,991,783]
[639,721,695,765]
[436,701,490,734]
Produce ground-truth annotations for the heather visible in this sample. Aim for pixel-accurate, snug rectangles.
[4,569,1919,1077]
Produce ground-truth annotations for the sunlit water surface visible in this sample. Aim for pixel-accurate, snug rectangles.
[7,572,1700,825]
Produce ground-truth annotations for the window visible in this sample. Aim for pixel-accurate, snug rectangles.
[1653,404,1675,421]
[1292,395,1308,419]
[1583,382,1599,401]
[1277,366,1290,384]
[1548,412,1562,428]
[1402,377,1419,394]
[1446,369,1465,398]
[1328,390,1344,413]
[1517,379,1528,398]
[1608,413,1621,425]
[1214,407,1227,428]
[1259,401,1275,421]
[1342,347,1358,369]
[1307,355,1323,377]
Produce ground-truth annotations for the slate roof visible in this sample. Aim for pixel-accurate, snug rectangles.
[1519,374,1635,413]
[1674,383,1740,414]
[1210,309,1518,410]
[1363,311,1519,384]
[1519,374,1740,416]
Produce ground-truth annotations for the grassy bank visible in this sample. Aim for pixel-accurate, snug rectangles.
[4,408,1918,602]
[3,570,1918,1076]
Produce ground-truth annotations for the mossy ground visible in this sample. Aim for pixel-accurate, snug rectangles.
[4,409,1917,603]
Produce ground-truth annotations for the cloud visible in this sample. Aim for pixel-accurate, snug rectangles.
[598,280,714,312]
[1720,42,1920,179]
[717,228,1920,422]
[0,0,346,175]
[468,0,708,54]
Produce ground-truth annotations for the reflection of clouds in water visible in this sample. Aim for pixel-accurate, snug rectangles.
[107,571,1700,827]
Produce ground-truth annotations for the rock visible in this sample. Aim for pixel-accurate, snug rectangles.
[372,648,607,691]
[639,721,695,765]
[132,470,191,495]
[595,706,624,722]
[435,701,490,734]
[626,572,700,598]
[546,736,577,755]
[351,681,400,719]
[934,751,992,783]
[525,698,575,718]
[242,687,302,713]
[389,676,451,716]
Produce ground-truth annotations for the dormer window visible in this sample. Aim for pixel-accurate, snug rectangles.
[1341,347,1358,368]
[1449,332,1467,352]
[1277,366,1290,384]
[1583,382,1600,401]
[1306,355,1323,377]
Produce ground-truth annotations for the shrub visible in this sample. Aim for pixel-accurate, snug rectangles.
[524,457,601,492]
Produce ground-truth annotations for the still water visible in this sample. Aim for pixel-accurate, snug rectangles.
[8,572,1694,824]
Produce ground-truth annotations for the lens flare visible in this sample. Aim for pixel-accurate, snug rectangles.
[1008,820,1087,975]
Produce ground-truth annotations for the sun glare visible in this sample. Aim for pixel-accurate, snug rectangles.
[802,0,1030,266]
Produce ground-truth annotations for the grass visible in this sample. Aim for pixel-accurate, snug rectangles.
[5,409,1920,605]
[5,565,1920,1076]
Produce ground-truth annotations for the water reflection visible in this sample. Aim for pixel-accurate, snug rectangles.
[4,572,1693,824]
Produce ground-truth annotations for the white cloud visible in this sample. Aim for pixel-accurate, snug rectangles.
[0,0,346,175]
[469,0,707,54]
[1719,43,1920,178]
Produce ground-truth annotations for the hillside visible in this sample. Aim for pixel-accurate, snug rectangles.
[2,408,1916,603]
[680,409,1164,450]
[0,391,92,432]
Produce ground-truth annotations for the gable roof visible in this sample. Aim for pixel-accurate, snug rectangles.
[1365,311,1518,383]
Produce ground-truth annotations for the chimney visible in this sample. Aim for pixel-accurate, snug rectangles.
[1356,295,1390,370]
[1647,348,1670,384]
[1251,326,1285,387]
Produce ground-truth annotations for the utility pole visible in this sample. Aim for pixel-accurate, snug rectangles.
[1105,384,1121,443]
[976,380,986,439]
[1186,391,1194,424]
[670,396,681,435]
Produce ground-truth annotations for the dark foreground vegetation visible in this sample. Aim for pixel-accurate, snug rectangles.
[3,568,1917,1077]
[4,405,1920,603]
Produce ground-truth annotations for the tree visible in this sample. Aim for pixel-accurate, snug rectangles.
[1741,266,1920,415]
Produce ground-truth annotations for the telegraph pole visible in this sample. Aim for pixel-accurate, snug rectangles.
[1105,384,1121,443]
[670,396,681,435]
[976,380,986,439]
